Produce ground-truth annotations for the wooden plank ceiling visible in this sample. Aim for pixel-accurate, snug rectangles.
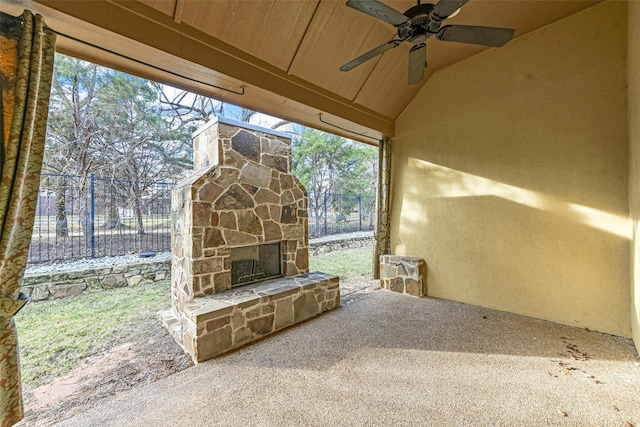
[3,0,600,142]
[148,0,600,120]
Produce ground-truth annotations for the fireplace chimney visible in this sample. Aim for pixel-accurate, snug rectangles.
[171,117,308,306]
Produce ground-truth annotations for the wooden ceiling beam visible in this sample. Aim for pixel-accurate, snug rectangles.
[31,0,394,137]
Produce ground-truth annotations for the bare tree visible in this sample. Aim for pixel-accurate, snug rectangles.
[95,75,192,234]
[159,87,294,131]
[270,119,291,130]
[46,55,193,237]
[46,55,104,237]
[159,89,223,127]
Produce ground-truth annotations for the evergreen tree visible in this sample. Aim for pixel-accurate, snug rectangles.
[45,54,193,235]
[291,129,377,228]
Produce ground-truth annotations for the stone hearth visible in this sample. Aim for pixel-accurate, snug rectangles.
[161,272,339,362]
[161,117,340,362]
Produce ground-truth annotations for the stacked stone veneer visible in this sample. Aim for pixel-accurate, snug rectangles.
[380,255,426,297]
[22,258,170,301]
[167,117,339,363]
[309,233,374,256]
[161,272,339,362]
[172,117,309,305]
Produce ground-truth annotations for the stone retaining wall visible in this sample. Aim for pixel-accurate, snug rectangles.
[20,235,372,302]
[22,259,170,301]
[308,235,373,256]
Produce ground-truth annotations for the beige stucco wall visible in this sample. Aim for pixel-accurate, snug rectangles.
[392,1,630,337]
[629,0,640,352]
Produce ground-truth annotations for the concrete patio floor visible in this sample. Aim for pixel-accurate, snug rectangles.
[56,284,639,427]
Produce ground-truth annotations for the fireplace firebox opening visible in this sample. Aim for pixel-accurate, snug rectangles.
[230,242,282,287]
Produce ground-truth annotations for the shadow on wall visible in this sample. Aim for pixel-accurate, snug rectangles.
[403,158,631,240]
[393,157,631,336]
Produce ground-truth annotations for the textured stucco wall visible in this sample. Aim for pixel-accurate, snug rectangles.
[629,0,640,352]
[392,1,630,336]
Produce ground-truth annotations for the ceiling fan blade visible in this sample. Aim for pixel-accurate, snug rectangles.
[437,25,515,47]
[432,0,469,20]
[408,43,426,85]
[346,0,410,27]
[340,40,402,72]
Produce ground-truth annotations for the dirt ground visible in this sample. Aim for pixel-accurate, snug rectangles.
[16,280,375,426]
[17,323,193,427]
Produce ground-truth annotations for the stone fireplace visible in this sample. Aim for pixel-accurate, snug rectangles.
[160,117,339,363]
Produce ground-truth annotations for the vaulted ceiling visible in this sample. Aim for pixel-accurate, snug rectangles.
[2,0,600,143]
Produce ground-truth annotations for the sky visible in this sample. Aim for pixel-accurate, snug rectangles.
[160,84,304,137]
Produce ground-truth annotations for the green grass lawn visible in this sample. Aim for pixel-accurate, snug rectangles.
[16,246,374,389]
[309,246,373,285]
[16,281,170,388]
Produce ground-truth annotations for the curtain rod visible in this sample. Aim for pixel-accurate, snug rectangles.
[317,113,380,142]
[1,11,245,96]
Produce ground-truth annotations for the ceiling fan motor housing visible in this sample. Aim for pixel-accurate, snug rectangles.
[405,3,434,24]
[398,3,443,42]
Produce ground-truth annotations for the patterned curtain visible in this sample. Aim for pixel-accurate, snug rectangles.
[0,10,56,427]
[373,138,391,279]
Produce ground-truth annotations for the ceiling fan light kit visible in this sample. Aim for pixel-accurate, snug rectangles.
[341,0,515,84]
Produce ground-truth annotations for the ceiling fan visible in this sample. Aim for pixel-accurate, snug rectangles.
[340,0,515,84]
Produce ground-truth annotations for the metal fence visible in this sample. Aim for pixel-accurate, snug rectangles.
[29,173,173,264]
[28,174,375,263]
[307,192,376,238]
